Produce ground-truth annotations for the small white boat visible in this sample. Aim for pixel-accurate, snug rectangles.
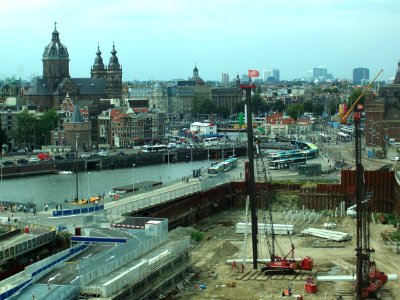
[59,171,73,175]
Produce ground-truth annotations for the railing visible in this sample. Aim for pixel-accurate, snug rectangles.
[0,244,87,300]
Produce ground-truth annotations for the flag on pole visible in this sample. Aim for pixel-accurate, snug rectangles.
[248,70,260,78]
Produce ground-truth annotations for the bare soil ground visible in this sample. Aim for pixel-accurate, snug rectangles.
[172,209,400,300]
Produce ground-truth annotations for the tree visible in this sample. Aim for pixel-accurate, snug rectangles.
[16,110,37,148]
[303,101,313,113]
[37,109,59,144]
[252,93,264,115]
[348,88,365,107]
[312,103,325,116]
[234,100,245,114]
[0,123,8,156]
[272,99,285,113]
[191,97,217,119]
[328,101,337,116]
[286,103,304,120]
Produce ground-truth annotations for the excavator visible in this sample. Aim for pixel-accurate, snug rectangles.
[341,69,388,299]
[254,137,313,274]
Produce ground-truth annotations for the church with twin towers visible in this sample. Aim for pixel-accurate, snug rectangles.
[25,22,123,110]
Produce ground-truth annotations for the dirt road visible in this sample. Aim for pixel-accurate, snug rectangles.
[173,210,400,300]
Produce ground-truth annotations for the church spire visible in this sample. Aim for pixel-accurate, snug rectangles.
[52,21,60,42]
[108,42,120,69]
[92,43,105,70]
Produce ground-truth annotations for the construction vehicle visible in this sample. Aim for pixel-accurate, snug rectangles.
[341,69,388,299]
[254,137,313,274]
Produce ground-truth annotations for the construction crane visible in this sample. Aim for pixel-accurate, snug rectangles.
[341,69,388,299]
[254,137,313,274]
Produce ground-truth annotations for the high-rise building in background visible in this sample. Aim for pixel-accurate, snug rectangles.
[262,70,272,81]
[241,74,250,83]
[221,73,229,86]
[313,67,327,78]
[353,67,370,85]
[272,69,280,81]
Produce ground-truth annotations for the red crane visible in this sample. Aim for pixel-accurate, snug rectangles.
[254,137,313,274]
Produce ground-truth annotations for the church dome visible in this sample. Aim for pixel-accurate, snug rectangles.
[190,64,205,85]
[42,23,69,59]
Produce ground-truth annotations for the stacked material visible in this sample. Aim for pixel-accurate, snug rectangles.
[235,222,294,235]
[300,227,352,242]
[317,274,398,282]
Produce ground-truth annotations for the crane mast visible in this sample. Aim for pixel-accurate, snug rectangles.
[342,69,387,299]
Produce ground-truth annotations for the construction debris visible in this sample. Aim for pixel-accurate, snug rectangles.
[235,222,294,235]
[300,227,352,242]
[226,281,236,287]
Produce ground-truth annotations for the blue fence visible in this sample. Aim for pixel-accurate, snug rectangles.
[52,205,104,217]
[0,244,88,300]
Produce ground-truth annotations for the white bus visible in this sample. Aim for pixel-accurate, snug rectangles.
[338,131,352,142]
[203,137,218,147]
[142,145,167,152]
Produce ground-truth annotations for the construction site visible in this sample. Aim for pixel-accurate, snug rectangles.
[1,76,400,300]
[169,79,400,300]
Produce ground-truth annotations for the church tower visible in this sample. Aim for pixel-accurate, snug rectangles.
[91,44,106,79]
[105,43,123,99]
[42,22,70,88]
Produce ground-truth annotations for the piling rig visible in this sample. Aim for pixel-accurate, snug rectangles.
[341,69,388,299]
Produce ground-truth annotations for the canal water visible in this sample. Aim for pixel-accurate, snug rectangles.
[1,159,213,210]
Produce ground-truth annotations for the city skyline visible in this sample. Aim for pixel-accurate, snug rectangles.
[1,0,399,82]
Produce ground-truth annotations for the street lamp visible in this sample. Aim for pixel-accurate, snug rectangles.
[75,133,80,153]
[41,134,47,149]
[190,146,193,169]
[132,164,136,195]
[167,149,170,167]
[87,172,90,200]
[1,165,3,212]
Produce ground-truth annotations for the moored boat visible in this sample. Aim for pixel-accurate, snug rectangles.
[59,170,73,175]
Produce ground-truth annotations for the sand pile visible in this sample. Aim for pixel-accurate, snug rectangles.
[192,240,239,271]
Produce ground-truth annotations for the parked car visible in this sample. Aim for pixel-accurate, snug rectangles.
[98,150,108,157]
[66,152,77,160]
[116,151,125,156]
[17,159,29,165]
[391,156,400,161]
[54,155,66,160]
[29,157,41,163]
[79,153,91,159]
[17,148,27,154]
[2,160,15,166]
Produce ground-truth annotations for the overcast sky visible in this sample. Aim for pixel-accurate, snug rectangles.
[1,0,399,82]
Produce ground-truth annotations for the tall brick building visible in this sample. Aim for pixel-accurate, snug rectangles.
[365,62,400,148]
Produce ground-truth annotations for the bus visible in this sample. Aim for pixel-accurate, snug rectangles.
[142,145,167,152]
[268,159,290,170]
[340,126,354,136]
[221,157,238,172]
[267,150,302,161]
[208,163,224,176]
[338,131,352,142]
[203,137,219,147]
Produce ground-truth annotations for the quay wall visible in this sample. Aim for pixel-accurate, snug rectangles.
[130,170,398,228]
[1,147,247,178]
